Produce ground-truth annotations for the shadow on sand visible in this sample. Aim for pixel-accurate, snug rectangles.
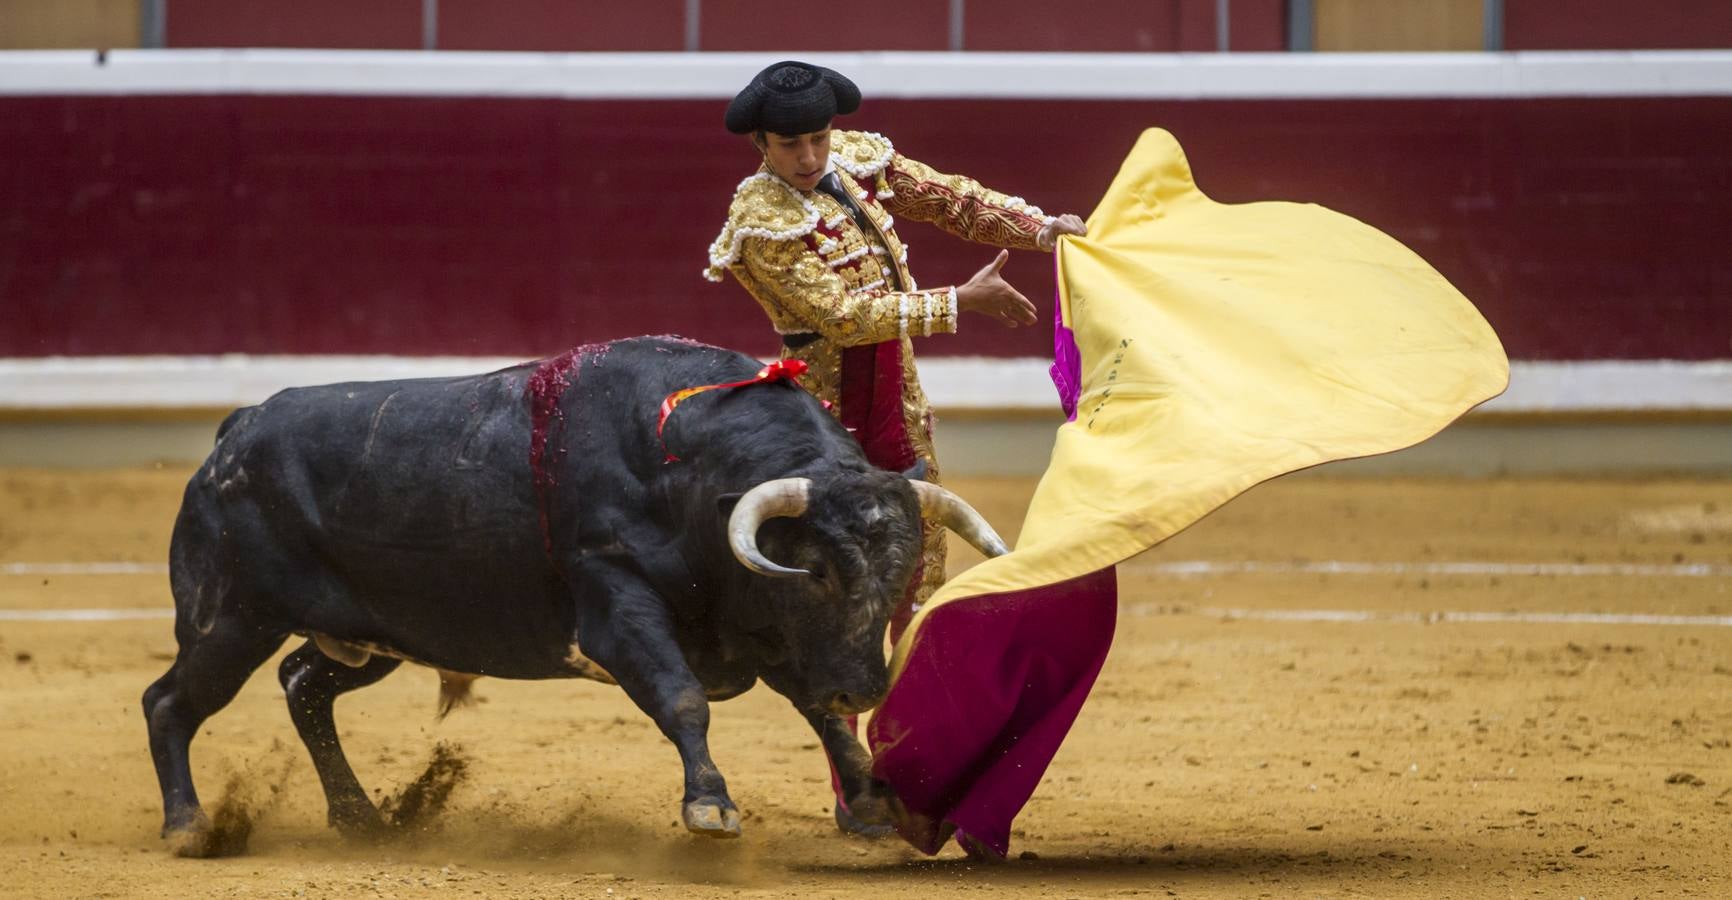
[791,839,1448,888]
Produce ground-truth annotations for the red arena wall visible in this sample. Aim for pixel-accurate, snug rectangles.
[5,90,1728,363]
[164,0,426,50]
[146,0,1286,53]
[1504,0,1732,51]
[963,0,1286,52]
[7,1,1731,54]
[139,1,1730,53]
[435,0,687,53]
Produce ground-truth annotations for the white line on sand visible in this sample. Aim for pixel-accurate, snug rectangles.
[0,608,173,621]
[8,560,1729,578]
[3,562,169,576]
[6,559,1727,624]
[1134,560,1732,578]
[7,606,1731,627]
[1189,607,1732,628]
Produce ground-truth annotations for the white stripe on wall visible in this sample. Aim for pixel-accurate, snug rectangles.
[0,356,1727,413]
[2,50,1731,99]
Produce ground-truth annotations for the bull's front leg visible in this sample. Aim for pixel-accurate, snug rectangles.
[804,711,901,837]
[571,559,740,838]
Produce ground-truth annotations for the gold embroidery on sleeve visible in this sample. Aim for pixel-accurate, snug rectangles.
[882,154,1052,251]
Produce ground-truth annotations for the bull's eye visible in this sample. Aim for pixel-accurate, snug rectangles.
[808,562,829,583]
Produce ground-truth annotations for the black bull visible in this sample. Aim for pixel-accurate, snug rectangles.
[143,336,1008,855]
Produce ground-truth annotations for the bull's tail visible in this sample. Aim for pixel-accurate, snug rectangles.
[435,670,480,720]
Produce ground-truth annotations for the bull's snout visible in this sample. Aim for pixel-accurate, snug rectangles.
[825,689,886,717]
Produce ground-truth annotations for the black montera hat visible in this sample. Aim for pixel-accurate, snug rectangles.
[725,61,861,135]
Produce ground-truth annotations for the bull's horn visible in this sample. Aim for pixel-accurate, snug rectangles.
[911,481,1011,558]
[728,477,813,577]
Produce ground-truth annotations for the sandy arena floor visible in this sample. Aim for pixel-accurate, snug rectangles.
[2,466,1730,898]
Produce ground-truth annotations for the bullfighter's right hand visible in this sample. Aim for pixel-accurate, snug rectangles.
[958,250,1038,328]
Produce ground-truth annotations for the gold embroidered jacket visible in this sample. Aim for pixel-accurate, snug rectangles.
[704,129,1055,407]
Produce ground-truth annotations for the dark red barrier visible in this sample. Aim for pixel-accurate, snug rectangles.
[437,0,686,52]
[165,0,424,49]
[1505,0,1732,50]
[965,0,1285,52]
[77,0,1732,53]
[699,0,948,50]
[2,95,1728,360]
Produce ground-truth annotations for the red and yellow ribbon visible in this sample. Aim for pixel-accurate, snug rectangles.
[657,358,810,462]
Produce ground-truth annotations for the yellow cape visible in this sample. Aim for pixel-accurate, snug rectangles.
[867,128,1507,857]
[891,125,1508,675]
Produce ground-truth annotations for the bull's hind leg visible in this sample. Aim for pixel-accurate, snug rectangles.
[277,641,402,837]
[142,615,287,856]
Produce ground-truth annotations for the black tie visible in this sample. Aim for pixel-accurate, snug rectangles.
[815,172,903,290]
[816,172,872,234]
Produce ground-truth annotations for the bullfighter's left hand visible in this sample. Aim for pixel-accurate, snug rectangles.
[1036,214,1088,252]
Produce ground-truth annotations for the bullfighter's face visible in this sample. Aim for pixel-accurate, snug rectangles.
[755,127,832,193]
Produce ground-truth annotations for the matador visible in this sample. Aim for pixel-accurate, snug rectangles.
[705,61,1086,639]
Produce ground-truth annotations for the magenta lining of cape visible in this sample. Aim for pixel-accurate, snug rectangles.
[865,272,1116,857]
[1050,264,1083,420]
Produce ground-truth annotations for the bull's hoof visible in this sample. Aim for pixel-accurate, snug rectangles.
[833,802,895,840]
[331,811,391,843]
[165,822,218,859]
[163,811,239,859]
[681,799,742,838]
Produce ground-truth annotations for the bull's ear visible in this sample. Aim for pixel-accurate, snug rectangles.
[716,492,743,520]
[902,459,930,482]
